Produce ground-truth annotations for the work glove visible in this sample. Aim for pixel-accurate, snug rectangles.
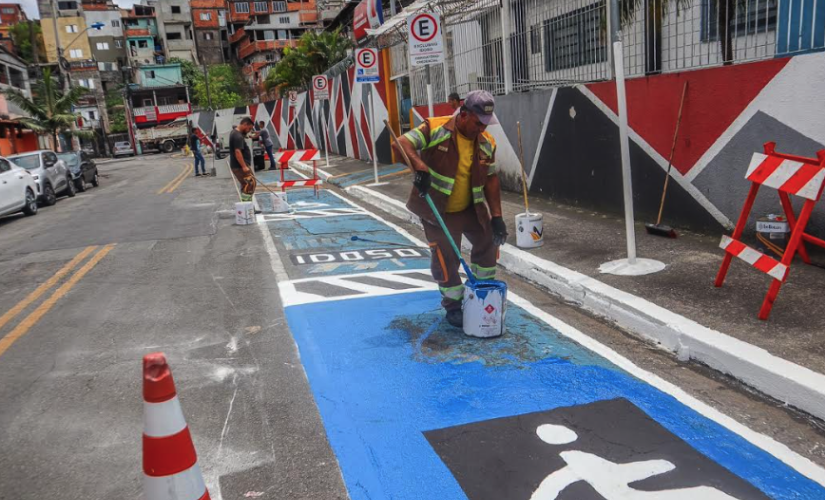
[413,170,431,198]
[491,216,508,246]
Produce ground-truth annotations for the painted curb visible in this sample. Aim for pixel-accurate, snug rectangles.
[345,183,825,422]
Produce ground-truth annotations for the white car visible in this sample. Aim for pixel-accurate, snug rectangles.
[8,150,74,206]
[0,156,38,217]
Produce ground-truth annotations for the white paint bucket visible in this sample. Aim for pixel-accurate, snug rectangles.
[516,212,544,248]
[235,202,255,225]
[256,192,289,213]
[462,279,507,338]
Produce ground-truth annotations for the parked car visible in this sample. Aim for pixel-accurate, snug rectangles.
[113,141,134,158]
[0,156,38,217]
[58,151,99,192]
[8,151,75,206]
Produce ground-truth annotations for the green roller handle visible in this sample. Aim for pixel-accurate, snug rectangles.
[424,193,477,284]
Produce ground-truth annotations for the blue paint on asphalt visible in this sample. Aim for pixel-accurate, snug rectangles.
[285,292,825,499]
[254,168,305,184]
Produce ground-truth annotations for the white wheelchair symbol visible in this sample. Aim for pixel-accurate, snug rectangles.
[530,424,740,500]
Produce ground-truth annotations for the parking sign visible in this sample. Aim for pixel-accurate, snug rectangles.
[408,12,444,66]
[312,75,330,100]
[355,48,380,83]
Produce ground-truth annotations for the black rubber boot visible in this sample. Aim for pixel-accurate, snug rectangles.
[446,309,463,329]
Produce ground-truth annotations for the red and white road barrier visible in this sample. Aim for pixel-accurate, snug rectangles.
[274,149,321,163]
[719,235,788,281]
[746,152,825,200]
[143,353,210,500]
[274,179,324,188]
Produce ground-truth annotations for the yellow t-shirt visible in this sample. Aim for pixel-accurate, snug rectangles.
[445,132,474,213]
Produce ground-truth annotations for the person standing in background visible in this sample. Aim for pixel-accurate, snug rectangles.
[190,131,207,177]
[253,121,276,170]
[448,92,462,112]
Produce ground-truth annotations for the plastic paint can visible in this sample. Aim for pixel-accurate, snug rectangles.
[462,279,507,338]
[515,212,544,248]
[235,202,254,225]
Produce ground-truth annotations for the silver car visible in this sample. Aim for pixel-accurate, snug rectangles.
[8,151,75,206]
[113,141,134,158]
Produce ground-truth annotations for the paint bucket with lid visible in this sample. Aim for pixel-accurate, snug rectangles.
[515,212,544,248]
[463,279,507,338]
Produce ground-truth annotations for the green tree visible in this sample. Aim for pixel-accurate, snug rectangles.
[264,28,353,93]
[3,68,89,151]
[10,21,45,64]
[169,57,247,109]
[170,57,202,89]
[106,86,127,134]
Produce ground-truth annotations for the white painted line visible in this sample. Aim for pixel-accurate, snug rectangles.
[528,88,556,189]
[342,183,825,485]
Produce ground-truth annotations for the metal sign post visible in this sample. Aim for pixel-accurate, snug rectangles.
[408,12,444,118]
[599,0,665,277]
[312,75,331,170]
[356,48,384,186]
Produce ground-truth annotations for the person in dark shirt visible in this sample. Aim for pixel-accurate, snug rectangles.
[189,131,207,176]
[229,117,257,202]
[252,121,276,170]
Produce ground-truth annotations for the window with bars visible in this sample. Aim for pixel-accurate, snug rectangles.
[700,0,778,41]
[543,2,607,72]
[171,5,181,13]
[254,1,268,12]
[112,20,120,27]
[273,1,287,12]
[235,2,249,13]
[201,12,212,20]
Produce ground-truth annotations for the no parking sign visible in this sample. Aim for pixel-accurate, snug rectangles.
[408,12,444,66]
[312,75,330,100]
[355,48,380,83]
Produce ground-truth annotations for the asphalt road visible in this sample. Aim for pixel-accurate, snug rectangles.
[1,154,825,500]
[0,155,347,500]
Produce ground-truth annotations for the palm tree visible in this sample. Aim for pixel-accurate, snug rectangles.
[3,67,89,151]
[264,28,353,93]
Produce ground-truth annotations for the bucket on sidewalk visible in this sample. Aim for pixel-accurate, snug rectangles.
[463,280,507,338]
[235,202,254,225]
[515,212,544,248]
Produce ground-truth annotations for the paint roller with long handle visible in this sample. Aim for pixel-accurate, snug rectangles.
[384,120,477,284]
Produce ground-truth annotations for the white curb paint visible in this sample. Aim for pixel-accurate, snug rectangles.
[346,183,825,424]
[255,182,825,487]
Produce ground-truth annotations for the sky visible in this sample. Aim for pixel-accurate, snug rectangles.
[18,0,139,20]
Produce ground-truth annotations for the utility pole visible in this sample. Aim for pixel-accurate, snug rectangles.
[202,62,213,109]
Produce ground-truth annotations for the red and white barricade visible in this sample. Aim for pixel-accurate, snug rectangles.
[143,352,211,500]
[273,148,323,194]
[715,142,825,320]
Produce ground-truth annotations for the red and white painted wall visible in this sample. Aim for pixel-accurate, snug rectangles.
[414,51,825,238]
[189,53,395,166]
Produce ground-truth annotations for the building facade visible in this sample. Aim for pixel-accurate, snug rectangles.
[227,0,317,92]
[192,0,229,65]
[0,4,28,54]
[128,63,191,128]
[141,0,198,62]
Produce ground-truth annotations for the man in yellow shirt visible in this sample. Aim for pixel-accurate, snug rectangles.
[396,90,508,328]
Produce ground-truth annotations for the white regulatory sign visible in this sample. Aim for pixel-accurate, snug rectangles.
[288,90,299,107]
[312,75,330,100]
[355,48,380,83]
[407,12,444,67]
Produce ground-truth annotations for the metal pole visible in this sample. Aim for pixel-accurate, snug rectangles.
[610,0,637,264]
[370,83,379,184]
[500,0,513,94]
[202,62,213,109]
[322,100,330,170]
[425,64,434,117]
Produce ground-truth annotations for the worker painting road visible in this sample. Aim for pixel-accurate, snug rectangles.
[258,187,825,500]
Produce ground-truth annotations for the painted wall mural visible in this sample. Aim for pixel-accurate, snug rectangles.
[189,55,394,166]
[415,52,825,237]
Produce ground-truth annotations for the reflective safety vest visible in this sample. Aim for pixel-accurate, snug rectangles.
[402,115,497,226]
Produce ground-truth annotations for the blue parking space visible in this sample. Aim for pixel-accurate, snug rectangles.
[265,189,825,500]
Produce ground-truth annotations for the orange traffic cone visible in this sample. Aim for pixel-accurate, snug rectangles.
[142,353,210,500]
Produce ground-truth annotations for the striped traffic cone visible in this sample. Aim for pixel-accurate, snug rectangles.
[143,352,210,500]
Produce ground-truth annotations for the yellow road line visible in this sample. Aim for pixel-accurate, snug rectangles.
[0,244,116,359]
[0,246,97,331]
[157,164,191,194]
[166,164,193,194]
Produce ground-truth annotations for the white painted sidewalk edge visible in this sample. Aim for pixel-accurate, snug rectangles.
[345,183,825,422]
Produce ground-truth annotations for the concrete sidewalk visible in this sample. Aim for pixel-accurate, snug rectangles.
[292,154,825,422]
